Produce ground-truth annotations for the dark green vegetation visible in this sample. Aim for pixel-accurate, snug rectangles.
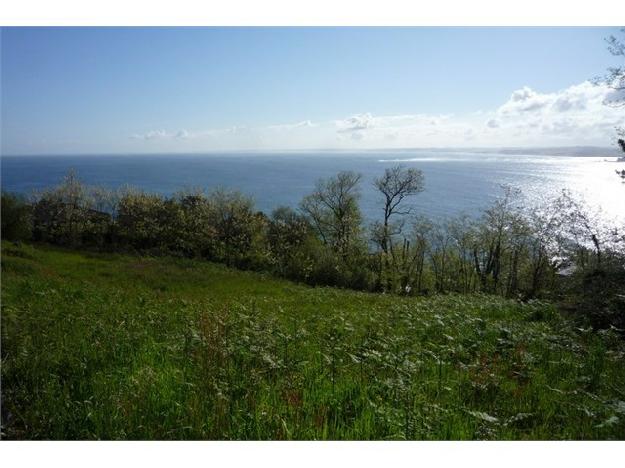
[2,242,625,440]
[1,192,32,242]
[2,166,624,332]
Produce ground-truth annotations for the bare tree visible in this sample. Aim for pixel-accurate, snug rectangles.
[598,28,625,108]
[448,215,478,294]
[557,191,611,270]
[374,166,425,251]
[373,166,424,289]
[410,215,432,293]
[429,221,452,293]
[596,28,625,178]
[471,186,521,293]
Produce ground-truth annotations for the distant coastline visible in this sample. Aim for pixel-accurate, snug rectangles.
[1,146,621,158]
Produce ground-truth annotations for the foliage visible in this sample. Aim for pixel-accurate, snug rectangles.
[6,168,625,329]
[116,188,171,251]
[598,27,625,108]
[1,191,32,241]
[300,171,365,260]
[267,206,318,279]
[31,170,113,247]
[205,188,269,269]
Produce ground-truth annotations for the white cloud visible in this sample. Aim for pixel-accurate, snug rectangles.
[498,82,607,117]
[266,120,316,131]
[130,81,625,150]
[604,86,625,106]
[131,129,172,140]
[335,113,375,133]
[486,119,500,129]
[334,113,452,142]
[132,129,192,140]
[498,86,550,114]
[486,81,624,145]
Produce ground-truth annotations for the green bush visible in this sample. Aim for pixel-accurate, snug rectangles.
[31,171,113,247]
[205,189,270,269]
[575,263,625,332]
[1,192,32,241]
[268,206,314,274]
[116,189,171,251]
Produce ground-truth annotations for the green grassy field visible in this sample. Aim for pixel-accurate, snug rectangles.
[1,241,625,440]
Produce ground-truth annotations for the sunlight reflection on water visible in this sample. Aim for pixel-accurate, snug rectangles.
[381,154,625,225]
[517,157,625,225]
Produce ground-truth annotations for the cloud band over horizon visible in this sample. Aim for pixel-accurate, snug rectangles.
[126,81,624,152]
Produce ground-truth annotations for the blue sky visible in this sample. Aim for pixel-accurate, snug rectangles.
[1,27,623,154]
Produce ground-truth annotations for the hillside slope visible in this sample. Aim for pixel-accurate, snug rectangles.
[2,242,624,440]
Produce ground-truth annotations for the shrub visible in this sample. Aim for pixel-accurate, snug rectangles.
[116,189,170,252]
[204,189,270,269]
[31,171,112,247]
[267,206,313,275]
[572,261,625,332]
[1,192,32,241]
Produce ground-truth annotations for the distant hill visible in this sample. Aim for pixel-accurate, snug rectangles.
[472,146,622,157]
[318,146,623,157]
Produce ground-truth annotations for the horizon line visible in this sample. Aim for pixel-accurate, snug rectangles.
[1,144,621,158]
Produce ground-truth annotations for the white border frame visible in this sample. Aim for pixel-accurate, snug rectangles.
[1,1,624,466]
[0,0,624,26]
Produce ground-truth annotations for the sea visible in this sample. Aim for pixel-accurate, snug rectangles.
[2,151,624,224]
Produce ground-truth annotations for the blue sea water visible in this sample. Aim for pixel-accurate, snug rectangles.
[2,151,624,223]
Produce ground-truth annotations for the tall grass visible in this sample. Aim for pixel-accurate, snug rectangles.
[2,242,624,439]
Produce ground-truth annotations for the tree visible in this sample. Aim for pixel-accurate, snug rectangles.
[425,220,450,293]
[598,28,625,108]
[300,171,363,259]
[115,188,169,250]
[409,215,432,294]
[471,186,522,294]
[521,199,562,297]
[447,215,478,294]
[268,206,314,276]
[206,188,268,268]
[31,170,111,247]
[170,190,216,257]
[597,28,625,178]
[372,166,424,289]
[1,192,32,241]
[557,191,610,270]
[373,166,425,253]
[617,139,625,180]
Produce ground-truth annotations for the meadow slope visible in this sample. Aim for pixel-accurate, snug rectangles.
[1,242,624,440]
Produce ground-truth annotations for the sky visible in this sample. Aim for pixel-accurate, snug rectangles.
[1,27,624,155]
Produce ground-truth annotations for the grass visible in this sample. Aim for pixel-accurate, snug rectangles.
[1,241,625,440]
